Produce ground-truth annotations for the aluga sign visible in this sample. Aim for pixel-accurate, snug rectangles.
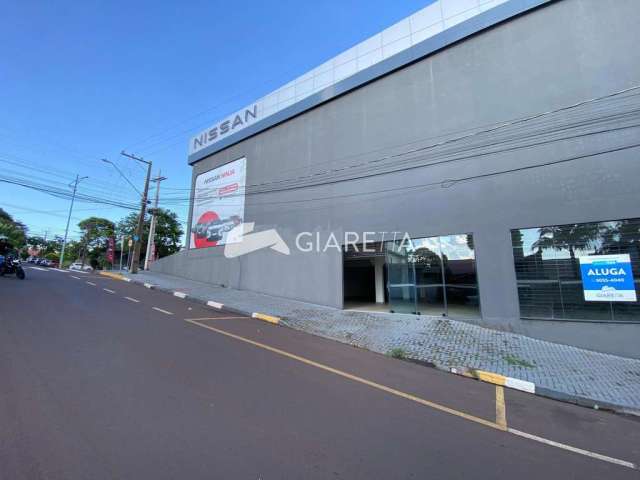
[579,254,637,302]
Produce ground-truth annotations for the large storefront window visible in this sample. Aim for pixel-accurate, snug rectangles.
[511,218,640,322]
[385,234,480,319]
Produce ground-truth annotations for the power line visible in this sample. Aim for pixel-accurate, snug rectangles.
[0,173,139,210]
[156,85,640,203]
[157,91,640,207]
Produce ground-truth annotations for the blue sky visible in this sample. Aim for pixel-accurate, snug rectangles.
[1,0,431,242]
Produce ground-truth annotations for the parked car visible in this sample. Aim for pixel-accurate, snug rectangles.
[69,262,93,272]
[194,222,207,239]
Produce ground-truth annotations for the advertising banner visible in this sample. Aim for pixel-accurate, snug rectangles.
[190,157,246,249]
[579,254,637,302]
[106,237,115,264]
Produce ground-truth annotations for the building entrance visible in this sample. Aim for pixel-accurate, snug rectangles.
[343,244,387,311]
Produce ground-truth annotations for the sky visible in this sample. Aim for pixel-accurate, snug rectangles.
[0,0,433,243]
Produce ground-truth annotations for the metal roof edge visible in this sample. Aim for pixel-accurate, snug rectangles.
[188,0,552,166]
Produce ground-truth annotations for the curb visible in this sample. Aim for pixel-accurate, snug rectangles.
[118,275,282,326]
[445,366,640,416]
[448,366,536,393]
[112,273,639,416]
[99,271,128,281]
[251,312,281,325]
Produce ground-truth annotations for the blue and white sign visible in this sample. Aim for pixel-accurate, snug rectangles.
[579,254,637,302]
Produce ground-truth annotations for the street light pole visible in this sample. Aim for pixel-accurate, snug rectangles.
[144,171,167,270]
[121,150,151,274]
[60,174,88,268]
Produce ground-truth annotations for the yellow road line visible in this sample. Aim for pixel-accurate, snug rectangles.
[496,385,507,429]
[184,318,637,471]
[184,319,500,430]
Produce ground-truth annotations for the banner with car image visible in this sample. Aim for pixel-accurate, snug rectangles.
[190,157,246,249]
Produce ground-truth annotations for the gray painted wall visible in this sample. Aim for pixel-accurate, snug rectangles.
[155,0,640,358]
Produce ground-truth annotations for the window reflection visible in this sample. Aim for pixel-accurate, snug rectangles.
[385,233,480,319]
[441,234,480,319]
[511,218,640,322]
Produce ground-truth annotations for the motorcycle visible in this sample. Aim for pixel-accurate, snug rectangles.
[0,255,26,280]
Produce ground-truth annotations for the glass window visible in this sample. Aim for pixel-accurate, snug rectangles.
[414,237,445,317]
[385,233,480,319]
[386,238,417,314]
[441,234,480,320]
[511,218,640,322]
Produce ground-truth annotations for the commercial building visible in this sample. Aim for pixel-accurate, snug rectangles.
[154,0,640,358]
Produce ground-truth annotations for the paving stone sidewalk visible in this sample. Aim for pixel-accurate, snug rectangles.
[124,270,640,413]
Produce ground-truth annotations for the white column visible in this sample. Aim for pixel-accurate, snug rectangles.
[374,256,385,304]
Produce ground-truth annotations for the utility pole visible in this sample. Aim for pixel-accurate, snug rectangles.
[144,171,167,270]
[121,150,151,274]
[60,174,88,268]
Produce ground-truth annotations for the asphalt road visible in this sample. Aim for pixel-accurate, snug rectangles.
[1,267,639,479]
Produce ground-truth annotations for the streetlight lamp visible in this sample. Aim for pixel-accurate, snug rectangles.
[101,158,142,196]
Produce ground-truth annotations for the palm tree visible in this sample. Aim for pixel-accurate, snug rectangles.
[532,223,602,278]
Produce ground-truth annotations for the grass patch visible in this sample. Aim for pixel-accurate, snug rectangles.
[503,354,535,368]
[388,348,408,360]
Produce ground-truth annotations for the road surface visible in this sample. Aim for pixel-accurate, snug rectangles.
[1,267,639,479]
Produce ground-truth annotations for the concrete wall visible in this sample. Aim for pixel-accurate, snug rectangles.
[154,0,640,357]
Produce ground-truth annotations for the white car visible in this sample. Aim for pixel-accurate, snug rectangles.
[69,262,94,272]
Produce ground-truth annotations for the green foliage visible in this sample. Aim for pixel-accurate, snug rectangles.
[116,208,183,259]
[77,217,115,269]
[9,206,183,269]
[26,235,63,256]
[388,348,408,360]
[45,252,60,262]
[0,208,27,248]
[503,354,535,368]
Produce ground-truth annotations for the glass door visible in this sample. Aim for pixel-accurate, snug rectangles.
[413,237,445,316]
[386,240,417,314]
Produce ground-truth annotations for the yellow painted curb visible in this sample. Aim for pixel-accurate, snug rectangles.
[251,312,280,325]
[100,271,127,281]
[474,370,507,386]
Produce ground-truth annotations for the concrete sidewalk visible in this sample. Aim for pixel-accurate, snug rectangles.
[115,270,640,414]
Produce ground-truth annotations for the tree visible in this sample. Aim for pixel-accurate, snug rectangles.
[533,223,602,277]
[0,208,27,248]
[26,235,63,257]
[116,208,183,260]
[78,217,115,268]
